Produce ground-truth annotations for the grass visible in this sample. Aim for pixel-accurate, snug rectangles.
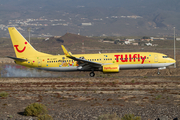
[121,114,141,120]
[97,113,120,120]
[131,80,135,83]
[113,80,119,85]
[0,91,9,98]
[155,95,162,100]
[97,113,141,120]
[7,115,13,118]
[37,114,53,120]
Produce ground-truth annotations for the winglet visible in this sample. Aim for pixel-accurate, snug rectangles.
[61,45,72,57]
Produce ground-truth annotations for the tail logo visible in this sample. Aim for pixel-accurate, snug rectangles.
[14,42,27,53]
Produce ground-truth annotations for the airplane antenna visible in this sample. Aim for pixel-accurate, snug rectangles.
[174,27,176,68]
[27,27,31,43]
[82,40,85,54]
[78,29,80,35]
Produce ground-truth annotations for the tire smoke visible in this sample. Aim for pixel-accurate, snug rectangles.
[1,65,57,77]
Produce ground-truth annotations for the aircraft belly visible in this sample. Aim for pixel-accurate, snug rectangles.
[151,63,174,68]
[120,64,144,69]
[120,63,174,69]
[40,66,78,72]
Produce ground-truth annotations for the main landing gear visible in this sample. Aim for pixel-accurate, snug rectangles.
[89,72,95,77]
[157,69,160,75]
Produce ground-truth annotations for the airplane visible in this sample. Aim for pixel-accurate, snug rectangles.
[7,27,176,77]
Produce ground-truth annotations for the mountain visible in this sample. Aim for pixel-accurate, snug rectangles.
[0,0,180,37]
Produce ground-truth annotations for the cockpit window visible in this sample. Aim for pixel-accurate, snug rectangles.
[163,56,168,58]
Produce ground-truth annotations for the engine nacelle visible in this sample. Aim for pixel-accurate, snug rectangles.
[102,64,119,73]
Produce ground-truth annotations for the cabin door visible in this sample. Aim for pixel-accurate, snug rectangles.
[154,54,158,62]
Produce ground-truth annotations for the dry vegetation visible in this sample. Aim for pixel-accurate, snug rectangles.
[0,34,180,119]
[0,76,180,119]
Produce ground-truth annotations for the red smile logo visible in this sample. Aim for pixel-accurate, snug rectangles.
[14,42,27,53]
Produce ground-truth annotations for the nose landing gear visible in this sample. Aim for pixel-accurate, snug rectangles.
[157,67,166,75]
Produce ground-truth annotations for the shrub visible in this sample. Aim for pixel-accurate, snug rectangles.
[155,95,162,100]
[24,103,48,116]
[38,114,53,120]
[0,91,9,98]
[97,113,121,120]
[121,114,141,120]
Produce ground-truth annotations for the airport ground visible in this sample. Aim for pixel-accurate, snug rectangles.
[0,36,180,119]
[0,63,180,120]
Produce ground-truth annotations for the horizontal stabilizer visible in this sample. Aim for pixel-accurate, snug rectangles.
[7,56,27,61]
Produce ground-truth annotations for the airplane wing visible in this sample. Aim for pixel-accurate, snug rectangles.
[7,56,28,61]
[61,45,102,68]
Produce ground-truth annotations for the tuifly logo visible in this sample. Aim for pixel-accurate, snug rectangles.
[114,54,146,64]
[14,42,27,53]
[104,67,118,70]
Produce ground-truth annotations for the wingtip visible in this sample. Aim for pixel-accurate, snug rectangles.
[61,45,69,56]
[8,27,15,30]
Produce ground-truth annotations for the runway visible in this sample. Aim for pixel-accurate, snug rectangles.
[0,64,180,119]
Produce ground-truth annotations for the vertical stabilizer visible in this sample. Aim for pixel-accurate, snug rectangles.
[8,27,50,58]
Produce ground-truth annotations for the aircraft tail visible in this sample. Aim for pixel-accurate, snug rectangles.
[8,27,50,58]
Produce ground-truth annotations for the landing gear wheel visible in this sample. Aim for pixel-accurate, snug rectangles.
[157,69,160,75]
[89,72,95,77]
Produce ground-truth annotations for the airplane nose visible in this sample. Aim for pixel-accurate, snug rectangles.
[171,59,176,63]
